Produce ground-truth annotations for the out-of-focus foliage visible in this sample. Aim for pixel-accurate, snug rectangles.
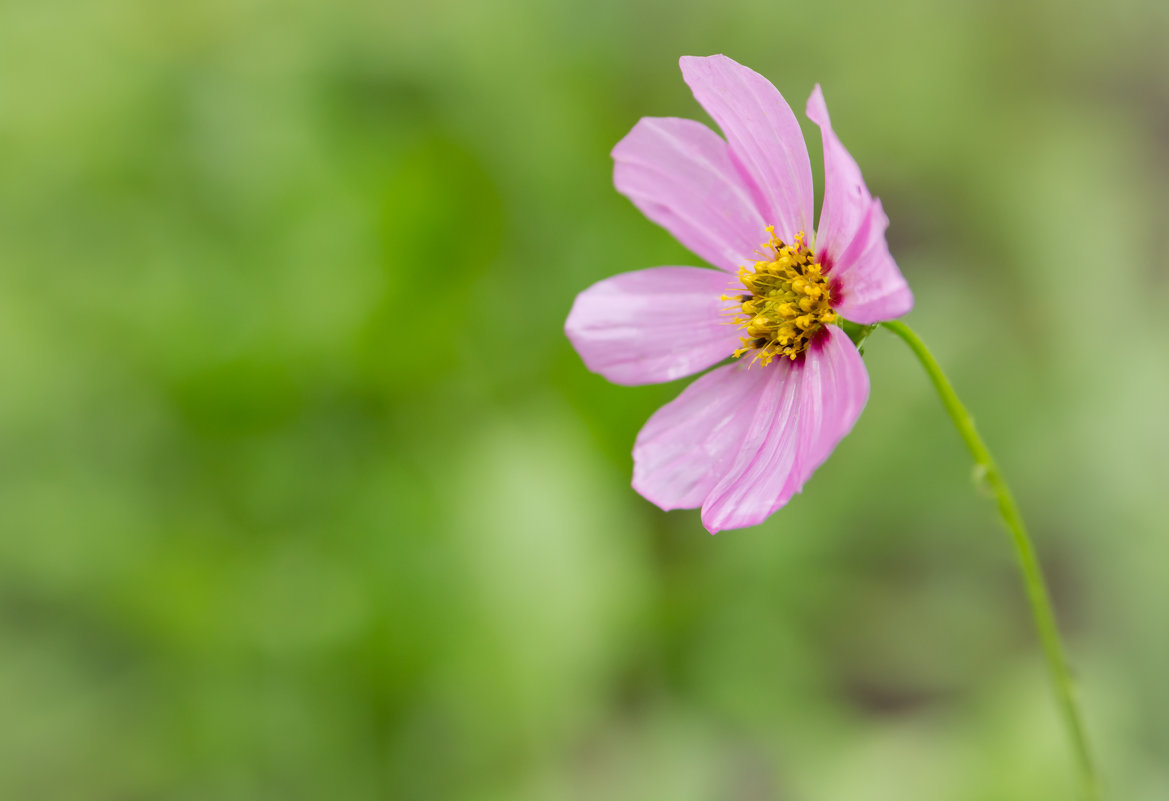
[1,0,1167,798]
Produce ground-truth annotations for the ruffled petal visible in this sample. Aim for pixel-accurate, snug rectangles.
[613,117,769,272]
[700,325,869,533]
[806,85,913,324]
[679,55,814,245]
[632,362,771,510]
[565,266,740,386]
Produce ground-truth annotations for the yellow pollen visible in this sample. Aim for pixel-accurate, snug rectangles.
[727,227,836,366]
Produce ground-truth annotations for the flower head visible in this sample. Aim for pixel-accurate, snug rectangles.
[565,55,912,533]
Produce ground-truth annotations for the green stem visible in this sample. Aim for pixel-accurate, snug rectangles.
[880,319,1098,800]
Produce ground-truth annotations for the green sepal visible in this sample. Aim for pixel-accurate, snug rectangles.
[839,318,877,354]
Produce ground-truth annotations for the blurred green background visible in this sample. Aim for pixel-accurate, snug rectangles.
[2,0,1168,798]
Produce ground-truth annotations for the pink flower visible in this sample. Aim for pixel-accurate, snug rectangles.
[566,55,913,533]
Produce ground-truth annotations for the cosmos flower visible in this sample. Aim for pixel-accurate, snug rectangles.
[565,55,914,533]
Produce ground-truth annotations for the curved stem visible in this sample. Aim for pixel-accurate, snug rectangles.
[880,319,1098,800]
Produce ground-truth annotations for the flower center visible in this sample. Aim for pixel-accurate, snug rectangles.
[725,228,836,365]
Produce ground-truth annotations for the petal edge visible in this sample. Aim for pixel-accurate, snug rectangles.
[632,362,770,511]
[565,266,739,386]
[613,116,768,272]
[806,86,913,323]
[680,55,814,245]
[699,326,869,533]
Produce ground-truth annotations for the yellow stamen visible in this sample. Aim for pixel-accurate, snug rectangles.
[727,229,836,363]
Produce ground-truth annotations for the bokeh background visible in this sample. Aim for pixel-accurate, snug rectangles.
[2,0,1168,798]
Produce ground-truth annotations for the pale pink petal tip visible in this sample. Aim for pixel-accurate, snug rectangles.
[632,362,771,512]
[806,85,913,324]
[565,266,740,386]
[678,55,814,245]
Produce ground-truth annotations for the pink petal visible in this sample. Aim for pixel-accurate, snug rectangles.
[565,266,740,386]
[613,117,769,272]
[806,85,913,324]
[700,325,869,533]
[679,55,814,246]
[805,85,868,269]
[632,362,772,510]
[829,199,914,324]
[793,324,871,477]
